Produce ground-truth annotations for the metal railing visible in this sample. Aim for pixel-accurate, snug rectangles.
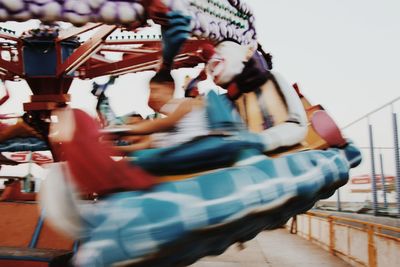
[337,96,400,216]
[289,211,400,267]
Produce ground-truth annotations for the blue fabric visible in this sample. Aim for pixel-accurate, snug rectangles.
[75,143,362,267]
[206,91,245,131]
[161,11,192,68]
[0,137,48,152]
[132,135,264,175]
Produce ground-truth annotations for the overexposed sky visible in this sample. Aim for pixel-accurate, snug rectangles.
[246,0,400,124]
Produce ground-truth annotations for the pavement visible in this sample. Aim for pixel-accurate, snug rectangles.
[190,229,351,267]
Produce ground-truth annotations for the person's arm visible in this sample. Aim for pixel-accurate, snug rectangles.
[125,99,193,135]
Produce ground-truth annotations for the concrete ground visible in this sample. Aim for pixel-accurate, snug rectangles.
[190,229,351,267]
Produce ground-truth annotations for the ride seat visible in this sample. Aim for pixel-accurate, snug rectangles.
[131,91,264,176]
[235,72,330,156]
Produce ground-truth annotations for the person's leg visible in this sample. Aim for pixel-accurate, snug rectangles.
[50,109,155,195]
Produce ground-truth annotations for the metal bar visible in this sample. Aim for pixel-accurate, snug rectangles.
[342,95,400,129]
[308,214,312,240]
[335,221,371,232]
[84,40,205,78]
[57,23,102,41]
[56,25,117,76]
[104,40,162,45]
[369,124,379,216]
[29,209,45,248]
[331,220,400,241]
[0,33,19,42]
[16,39,23,75]
[111,64,158,75]
[84,51,161,78]
[357,147,395,150]
[87,41,199,76]
[367,225,377,267]
[379,153,388,209]
[328,216,335,255]
[100,46,159,53]
[24,151,33,192]
[54,41,62,76]
[0,58,22,76]
[307,210,400,231]
[66,44,104,76]
[375,232,400,242]
[0,176,25,180]
[0,255,52,262]
[290,216,297,234]
[336,188,342,212]
[347,223,351,262]
[89,54,115,64]
[393,112,400,217]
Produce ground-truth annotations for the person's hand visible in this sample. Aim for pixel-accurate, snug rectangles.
[49,108,76,143]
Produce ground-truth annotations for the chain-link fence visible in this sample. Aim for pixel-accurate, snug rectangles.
[319,96,400,217]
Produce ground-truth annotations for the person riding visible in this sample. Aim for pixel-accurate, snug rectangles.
[110,69,209,152]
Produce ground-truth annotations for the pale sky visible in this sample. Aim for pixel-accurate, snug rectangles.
[247,0,400,123]
[1,1,400,197]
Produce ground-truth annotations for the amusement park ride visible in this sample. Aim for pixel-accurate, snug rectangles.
[0,1,362,267]
[0,22,208,127]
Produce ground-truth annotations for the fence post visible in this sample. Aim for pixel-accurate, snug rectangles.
[290,215,298,234]
[308,214,312,241]
[328,216,335,255]
[368,123,379,216]
[379,153,388,209]
[337,188,342,212]
[392,112,400,217]
[367,225,377,267]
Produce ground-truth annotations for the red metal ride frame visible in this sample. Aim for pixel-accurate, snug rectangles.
[0,24,210,112]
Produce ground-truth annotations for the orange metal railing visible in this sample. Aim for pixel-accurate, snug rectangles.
[289,211,400,267]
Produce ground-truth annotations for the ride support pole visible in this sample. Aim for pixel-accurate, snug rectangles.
[368,123,379,216]
[336,188,342,212]
[392,112,400,217]
[379,153,388,209]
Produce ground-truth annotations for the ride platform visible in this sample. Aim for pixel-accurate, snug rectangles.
[191,228,350,267]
